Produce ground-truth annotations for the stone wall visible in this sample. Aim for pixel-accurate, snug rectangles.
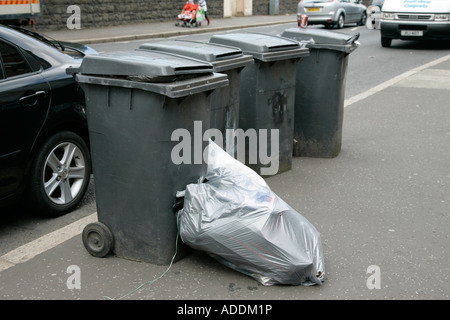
[253,0,298,15]
[37,0,224,30]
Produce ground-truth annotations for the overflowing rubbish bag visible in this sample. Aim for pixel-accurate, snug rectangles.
[176,141,325,286]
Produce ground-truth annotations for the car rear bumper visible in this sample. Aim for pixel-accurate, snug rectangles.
[297,13,336,25]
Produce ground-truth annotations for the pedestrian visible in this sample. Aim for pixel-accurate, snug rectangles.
[198,0,210,25]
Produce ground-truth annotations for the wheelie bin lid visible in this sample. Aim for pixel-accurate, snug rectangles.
[209,33,309,62]
[281,28,359,53]
[139,40,254,73]
[75,50,228,98]
[78,50,215,78]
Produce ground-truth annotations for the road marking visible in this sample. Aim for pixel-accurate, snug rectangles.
[344,53,450,108]
[0,213,97,272]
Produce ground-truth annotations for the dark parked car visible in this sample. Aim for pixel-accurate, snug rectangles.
[0,25,96,217]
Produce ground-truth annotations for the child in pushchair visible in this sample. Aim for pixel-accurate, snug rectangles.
[175,0,206,27]
[175,1,192,27]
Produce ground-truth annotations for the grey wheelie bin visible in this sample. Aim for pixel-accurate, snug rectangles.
[209,33,309,176]
[139,40,253,158]
[75,50,228,265]
[281,28,359,158]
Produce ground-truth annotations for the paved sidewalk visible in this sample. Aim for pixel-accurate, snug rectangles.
[1,15,449,302]
[42,14,297,44]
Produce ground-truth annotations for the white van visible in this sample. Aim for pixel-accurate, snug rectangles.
[380,0,450,47]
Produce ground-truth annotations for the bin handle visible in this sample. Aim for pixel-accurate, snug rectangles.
[347,33,360,44]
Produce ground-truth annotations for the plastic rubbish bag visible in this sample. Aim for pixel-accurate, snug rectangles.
[196,9,205,22]
[176,141,325,286]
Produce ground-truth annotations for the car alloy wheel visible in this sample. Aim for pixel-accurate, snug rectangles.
[29,131,91,217]
[336,14,345,29]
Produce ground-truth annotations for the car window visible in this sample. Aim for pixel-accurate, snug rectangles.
[0,41,32,78]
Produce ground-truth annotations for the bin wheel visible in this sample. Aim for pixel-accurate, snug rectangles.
[82,222,114,258]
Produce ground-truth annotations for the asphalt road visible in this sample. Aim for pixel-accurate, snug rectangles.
[90,23,450,98]
[1,21,449,257]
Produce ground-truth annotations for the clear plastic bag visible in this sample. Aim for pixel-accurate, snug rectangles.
[177,141,325,286]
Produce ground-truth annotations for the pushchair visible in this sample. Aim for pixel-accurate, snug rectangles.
[175,1,205,28]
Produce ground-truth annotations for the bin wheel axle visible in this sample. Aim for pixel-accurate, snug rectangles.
[82,222,114,258]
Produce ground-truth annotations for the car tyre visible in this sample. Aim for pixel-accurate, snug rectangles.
[28,131,91,217]
[357,12,367,26]
[381,36,392,47]
[336,14,345,29]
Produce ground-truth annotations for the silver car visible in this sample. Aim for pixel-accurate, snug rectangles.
[298,0,368,29]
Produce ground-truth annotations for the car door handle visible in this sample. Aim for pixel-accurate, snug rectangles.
[19,91,47,107]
